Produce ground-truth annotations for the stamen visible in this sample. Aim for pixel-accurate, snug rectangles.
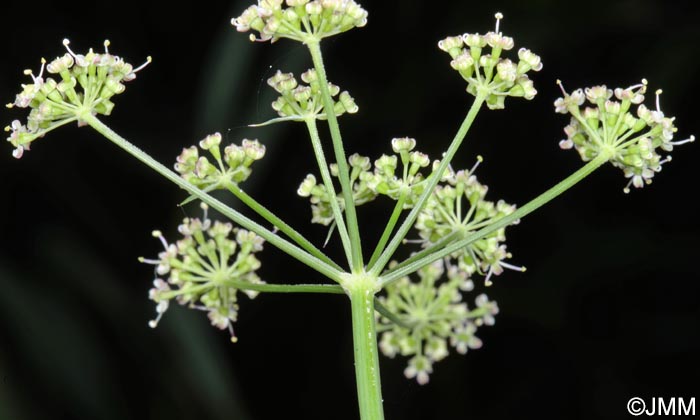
[228,324,238,343]
[670,135,695,146]
[132,56,152,74]
[199,202,209,221]
[468,155,484,176]
[494,12,503,34]
[62,38,77,58]
[500,261,526,272]
[103,39,110,54]
[138,257,161,265]
[623,179,634,194]
[628,79,647,92]
[37,58,46,81]
[556,79,568,96]
[484,268,494,287]
[152,230,169,249]
[655,89,663,112]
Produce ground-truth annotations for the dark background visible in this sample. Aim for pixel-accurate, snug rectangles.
[1,1,698,419]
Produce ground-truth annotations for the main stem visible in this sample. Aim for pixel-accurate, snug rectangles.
[82,113,343,282]
[307,40,364,271]
[348,278,385,420]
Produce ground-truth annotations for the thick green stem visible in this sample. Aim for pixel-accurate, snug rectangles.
[370,94,486,276]
[82,113,343,283]
[307,40,364,271]
[226,183,341,271]
[305,118,353,268]
[378,154,609,287]
[368,193,407,268]
[348,278,385,420]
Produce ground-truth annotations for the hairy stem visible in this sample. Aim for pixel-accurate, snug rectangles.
[307,40,364,272]
[378,154,609,287]
[370,94,486,276]
[82,113,343,282]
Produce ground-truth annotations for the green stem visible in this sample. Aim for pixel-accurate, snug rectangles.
[82,113,343,283]
[370,94,486,276]
[225,281,345,294]
[374,298,412,329]
[226,183,341,271]
[348,279,385,420]
[378,154,609,287]
[382,231,460,277]
[305,118,353,267]
[368,193,407,268]
[307,40,364,272]
[160,282,344,300]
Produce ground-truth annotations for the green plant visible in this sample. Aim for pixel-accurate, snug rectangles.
[5,2,693,419]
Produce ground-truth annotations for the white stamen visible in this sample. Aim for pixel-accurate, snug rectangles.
[63,38,78,58]
[494,12,503,34]
[623,179,633,194]
[228,324,238,343]
[132,56,152,74]
[468,155,484,176]
[655,89,663,112]
[671,135,695,146]
[103,39,110,54]
[199,202,209,221]
[484,267,494,286]
[556,79,568,96]
[139,257,161,265]
[500,261,526,272]
[152,230,169,249]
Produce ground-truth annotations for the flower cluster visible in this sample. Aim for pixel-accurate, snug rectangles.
[175,133,266,190]
[263,69,358,123]
[369,137,431,206]
[141,204,265,342]
[415,159,523,287]
[5,39,150,158]
[297,138,434,225]
[297,153,377,225]
[232,0,368,43]
[555,80,694,192]
[377,260,499,384]
[438,13,541,109]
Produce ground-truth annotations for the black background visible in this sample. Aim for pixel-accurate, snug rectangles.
[1,1,698,419]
